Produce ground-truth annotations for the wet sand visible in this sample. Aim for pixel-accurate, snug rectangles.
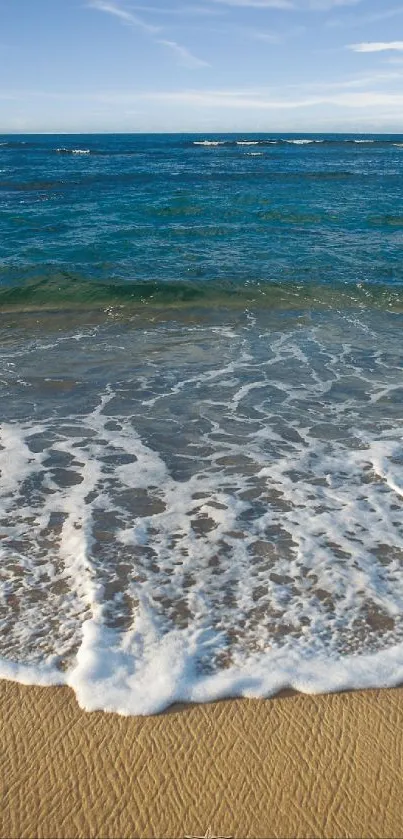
[1,679,403,839]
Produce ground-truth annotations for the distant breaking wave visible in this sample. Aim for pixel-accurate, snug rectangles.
[1,138,401,158]
[56,148,91,155]
[193,140,226,146]
[285,139,315,145]
[192,137,395,148]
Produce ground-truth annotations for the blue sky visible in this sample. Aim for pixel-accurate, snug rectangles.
[1,0,403,132]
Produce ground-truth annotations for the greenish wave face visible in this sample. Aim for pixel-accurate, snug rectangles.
[1,273,403,314]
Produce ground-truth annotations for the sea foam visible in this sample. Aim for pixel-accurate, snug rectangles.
[1,307,403,714]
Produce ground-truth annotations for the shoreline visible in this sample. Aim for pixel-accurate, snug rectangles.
[2,680,403,838]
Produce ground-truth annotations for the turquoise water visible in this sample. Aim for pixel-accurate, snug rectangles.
[1,134,403,714]
[1,132,403,299]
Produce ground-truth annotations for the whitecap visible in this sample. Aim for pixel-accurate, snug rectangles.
[285,139,314,145]
[56,147,91,155]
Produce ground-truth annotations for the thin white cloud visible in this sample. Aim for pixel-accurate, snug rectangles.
[3,86,403,133]
[157,39,211,67]
[87,0,160,33]
[329,91,403,106]
[174,90,403,109]
[247,23,305,41]
[251,30,283,42]
[308,0,361,9]
[84,88,403,110]
[131,4,225,15]
[286,71,403,91]
[349,41,403,52]
[87,0,209,68]
[328,6,403,28]
[209,0,360,8]
[209,0,295,9]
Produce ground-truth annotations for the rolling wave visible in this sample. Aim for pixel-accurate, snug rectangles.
[1,274,402,313]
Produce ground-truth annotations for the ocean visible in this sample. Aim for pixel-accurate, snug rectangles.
[1,132,403,715]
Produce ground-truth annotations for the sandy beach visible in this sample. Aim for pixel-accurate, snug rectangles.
[1,680,403,839]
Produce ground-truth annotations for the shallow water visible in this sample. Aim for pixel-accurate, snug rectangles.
[1,133,403,713]
[1,301,403,713]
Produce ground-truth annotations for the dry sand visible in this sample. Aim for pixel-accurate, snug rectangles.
[1,679,403,839]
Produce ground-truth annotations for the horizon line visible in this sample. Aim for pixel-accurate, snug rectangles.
[2,129,403,135]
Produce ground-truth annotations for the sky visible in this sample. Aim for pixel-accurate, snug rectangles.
[1,0,403,132]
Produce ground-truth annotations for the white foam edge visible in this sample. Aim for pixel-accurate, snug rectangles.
[0,656,66,687]
[1,619,403,716]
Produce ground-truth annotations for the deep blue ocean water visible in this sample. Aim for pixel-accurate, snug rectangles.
[1,133,403,714]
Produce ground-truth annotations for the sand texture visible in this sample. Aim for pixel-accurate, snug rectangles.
[1,680,403,839]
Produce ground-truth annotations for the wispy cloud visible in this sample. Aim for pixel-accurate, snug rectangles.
[349,41,403,52]
[157,39,211,67]
[5,86,403,111]
[209,0,361,10]
[328,5,403,28]
[243,23,305,42]
[249,29,283,42]
[287,70,403,91]
[209,0,295,9]
[87,0,160,33]
[75,87,403,111]
[87,0,209,67]
[130,4,225,15]
[4,85,403,133]
[308,0,361,9]
[156,89,403,109]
